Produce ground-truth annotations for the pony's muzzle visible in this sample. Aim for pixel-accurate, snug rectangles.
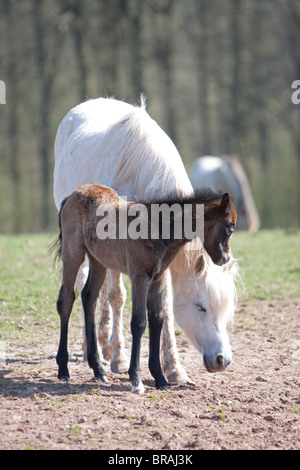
[203,352,232,373]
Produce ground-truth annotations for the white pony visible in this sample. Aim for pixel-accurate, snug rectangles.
[53,97,239,383]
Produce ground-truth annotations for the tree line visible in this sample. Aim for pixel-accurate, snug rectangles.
[0,0,299,233]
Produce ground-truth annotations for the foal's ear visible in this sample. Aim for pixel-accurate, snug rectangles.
[220,193,230,211]
[195,254,205,275]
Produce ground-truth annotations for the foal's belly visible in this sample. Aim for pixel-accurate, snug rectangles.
[85,238,130,275]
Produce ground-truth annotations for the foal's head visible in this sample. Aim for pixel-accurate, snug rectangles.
[203,192,237,266]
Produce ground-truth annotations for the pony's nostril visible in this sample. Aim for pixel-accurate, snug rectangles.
[216,354,224,368]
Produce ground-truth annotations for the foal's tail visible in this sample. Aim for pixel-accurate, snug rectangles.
[49,196,69,266]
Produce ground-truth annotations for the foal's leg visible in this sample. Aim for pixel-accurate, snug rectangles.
[128,273,150,394]
[56,285,76,381]
[78,259,108,365]
[107,270,129,373]
[81,257,108,382]
[56,249,85,381]
[147,275,168,390]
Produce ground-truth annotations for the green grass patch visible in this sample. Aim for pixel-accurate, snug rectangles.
[0,234,76,350]
[0,230,299,351]
[232,229,300,301]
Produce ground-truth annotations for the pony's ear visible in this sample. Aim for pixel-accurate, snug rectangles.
[195,254,205,275]
[223,258,237,273]
[220,193,230,211]
[223,258,237,271]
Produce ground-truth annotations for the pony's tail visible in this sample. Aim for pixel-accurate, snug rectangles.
[49,196,69,266]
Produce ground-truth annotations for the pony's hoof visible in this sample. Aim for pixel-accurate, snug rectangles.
[110,358,129,374]
[110,349,129,374]
[131,382,144,394]
[111,362,129,374]
[166,368,194,385]
[101,345,114,362]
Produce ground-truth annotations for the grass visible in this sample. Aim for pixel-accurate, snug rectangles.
[233,229,300,301]
[0,234,59,350]
[0,230,299,351]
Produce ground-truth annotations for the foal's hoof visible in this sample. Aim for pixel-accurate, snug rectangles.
[158,384,168,391]
[58,375,70,383]
[155,381,168,391]
[94,374,109,384]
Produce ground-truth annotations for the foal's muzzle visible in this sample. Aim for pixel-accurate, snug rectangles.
[217,251,231,266]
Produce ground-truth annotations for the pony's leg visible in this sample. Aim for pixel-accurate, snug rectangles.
[81,256,108,382]
[98,275,113,362]
[147,274,168,391]
[75,256,90,361]
[107,270,129,373]
[56,248,85,381]
[128,273,150,394]
[160,270,194,384]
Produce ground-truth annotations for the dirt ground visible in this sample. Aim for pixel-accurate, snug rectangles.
[0,298,299,451]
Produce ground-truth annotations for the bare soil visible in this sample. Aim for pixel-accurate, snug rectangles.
[0,298,299,451]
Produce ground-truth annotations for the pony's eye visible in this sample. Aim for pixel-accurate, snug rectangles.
[196,303,207,313]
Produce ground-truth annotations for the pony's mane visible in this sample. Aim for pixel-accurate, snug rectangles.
[100,98,193,199]
[171,237,205,272]
[171,237,240,324]
[203,258,239,324]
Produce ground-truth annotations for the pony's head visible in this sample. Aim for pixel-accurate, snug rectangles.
[171,244,239,373]
[203,192,237,266]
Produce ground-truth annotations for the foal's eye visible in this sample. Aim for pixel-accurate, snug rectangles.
[226,224,235,236]
[196,303,207,313]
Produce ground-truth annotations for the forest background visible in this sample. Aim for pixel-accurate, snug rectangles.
[0,0,300,233]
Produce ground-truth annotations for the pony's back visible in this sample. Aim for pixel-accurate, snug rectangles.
[54,97,192,210]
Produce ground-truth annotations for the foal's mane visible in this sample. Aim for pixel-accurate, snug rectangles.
[141,187,222,206]
[140,186,230,274]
